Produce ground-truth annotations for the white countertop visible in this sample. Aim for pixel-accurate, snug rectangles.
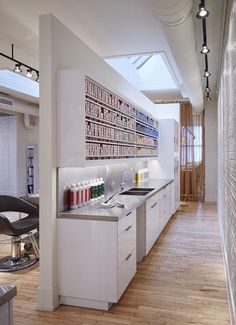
[58,178,173,221]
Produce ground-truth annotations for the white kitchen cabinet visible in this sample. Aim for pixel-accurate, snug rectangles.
[57,210,136,310]
[137,183,173,261]
[146,192,160,254]
[148,119,180,212]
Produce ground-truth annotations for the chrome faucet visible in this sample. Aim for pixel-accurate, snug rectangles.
[120,168,135,191]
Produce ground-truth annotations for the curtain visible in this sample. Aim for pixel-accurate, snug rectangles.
[180,103,205,201]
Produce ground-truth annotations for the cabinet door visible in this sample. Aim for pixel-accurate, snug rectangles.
[146,200,160,254]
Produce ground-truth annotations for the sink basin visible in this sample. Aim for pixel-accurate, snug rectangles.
[127,188,154,192]
[119,188,154,196]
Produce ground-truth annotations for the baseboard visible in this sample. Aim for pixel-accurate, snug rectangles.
[60,296,112,310]
[218,211,236,325]
[205,194,217,203]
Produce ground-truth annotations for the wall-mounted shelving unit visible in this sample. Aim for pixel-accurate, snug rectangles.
[57,70,159,167]
[26,146,39,194]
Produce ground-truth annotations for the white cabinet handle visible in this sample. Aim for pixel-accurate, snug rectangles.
[151,202,158,209]
[125,253,132,261]
[125,225,132,232]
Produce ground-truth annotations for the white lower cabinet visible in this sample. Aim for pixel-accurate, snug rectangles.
[57,210,136,310]
[137,182,173,261]
[146,192,160,254]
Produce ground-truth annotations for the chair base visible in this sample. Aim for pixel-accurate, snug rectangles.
[0,253,38,272]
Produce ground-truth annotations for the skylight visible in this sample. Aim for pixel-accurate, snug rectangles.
[0,70,39,98]
[106,53,178,91]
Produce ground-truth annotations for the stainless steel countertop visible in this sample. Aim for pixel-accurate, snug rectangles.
[58,179,173,222]
[0,284,17,307]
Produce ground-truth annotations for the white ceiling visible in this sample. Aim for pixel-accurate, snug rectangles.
[0,0,225,104]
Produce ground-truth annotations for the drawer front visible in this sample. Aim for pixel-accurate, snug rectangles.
[146,203,160,254]
[146,191,159,210]
[118,222,136,266]
[117,248,136,300]
[118,210,136,236]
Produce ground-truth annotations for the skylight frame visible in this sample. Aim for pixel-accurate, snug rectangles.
[0,68,39,98]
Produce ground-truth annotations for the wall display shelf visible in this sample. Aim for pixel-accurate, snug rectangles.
[57,70,159,167]
[26,146,39,194]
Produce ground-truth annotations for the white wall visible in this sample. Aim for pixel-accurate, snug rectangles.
[39,14,157,310]
[0,109,39,197]
[0,115,17,195]
[155,103,180,122]
[205,98,217,203]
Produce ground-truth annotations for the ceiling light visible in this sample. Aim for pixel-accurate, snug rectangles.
[36,72,39,82]
[204,70,211,77]
[196,4,209,18]
[13,63,22,73]
[201,45,210,54]
[26,69,33,78]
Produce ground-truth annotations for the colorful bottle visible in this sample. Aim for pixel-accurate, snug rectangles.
[70,183,78,210]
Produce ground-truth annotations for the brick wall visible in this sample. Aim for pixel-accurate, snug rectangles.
[218,0,236,323]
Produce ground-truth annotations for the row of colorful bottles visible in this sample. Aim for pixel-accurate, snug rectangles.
[70,178,105,210]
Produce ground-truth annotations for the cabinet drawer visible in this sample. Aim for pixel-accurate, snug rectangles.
[146,204,160,254]
[117,248,136,300]
[146,191,159,210]
[118,210,136,236]
[118,222,136,266]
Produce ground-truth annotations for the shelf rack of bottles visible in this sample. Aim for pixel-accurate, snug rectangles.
[85,76,159,161]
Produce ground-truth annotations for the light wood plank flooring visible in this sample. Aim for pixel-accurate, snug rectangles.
[0,203,230,324]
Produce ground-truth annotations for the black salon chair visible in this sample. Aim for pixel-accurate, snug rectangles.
[0,195,39,272]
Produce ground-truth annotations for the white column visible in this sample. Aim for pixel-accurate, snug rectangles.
[37,14,59,311]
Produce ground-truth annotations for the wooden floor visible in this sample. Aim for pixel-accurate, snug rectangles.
[0,203,230,324]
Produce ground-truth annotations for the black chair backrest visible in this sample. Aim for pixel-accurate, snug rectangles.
[0,196,38,217]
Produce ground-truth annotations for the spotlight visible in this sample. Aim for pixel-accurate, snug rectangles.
[201,45,210,54]
[26,69,33,78]
[196,3,209,18]
[204,70,211,77]
[36,72,39,82]
[13,63,22,73]
[205,87,211,93]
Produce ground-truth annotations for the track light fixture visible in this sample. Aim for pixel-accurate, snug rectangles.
[13,63,22,73]
[26,69,33,78]
[0,44,39,82]
[201,44,210,54]
[197,0,211,102]
[196,1,209,19]
[36,72,39,82]
[204,70,211,77]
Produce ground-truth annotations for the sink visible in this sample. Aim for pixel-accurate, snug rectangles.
[119,188,154,196]
[127,188,154,192]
